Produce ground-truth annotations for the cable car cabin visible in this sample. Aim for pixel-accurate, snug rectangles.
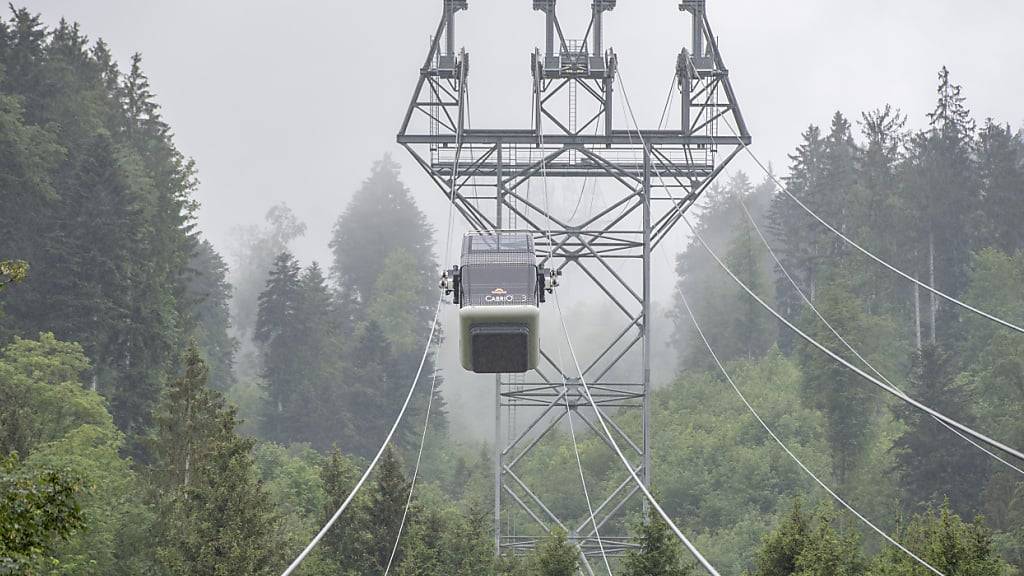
[441,232,557,374]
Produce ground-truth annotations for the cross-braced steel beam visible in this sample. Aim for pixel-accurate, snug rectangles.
[398,0,748,563]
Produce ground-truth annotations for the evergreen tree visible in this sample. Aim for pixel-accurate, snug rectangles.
[367,447,412,573]
[974,120,1024,254]
[330,155,435,306]
[892,345,990,517]
[255,252,303,441]
[532,529,579,576]
[230,204,307,345]
[751,500,811,576]
[870,503,1010,576]
[856,106,912,320]
[674,172,774,369]
[343,320,403,455]
[623,515,693,576]
[768,124,826,308]
[725,215,775,360]
[817,112,861,258]
[151,344,282,576]
[396,498,495,576]
[792,507,865,576]
[796,281,877,486]
[185,239,238,391]
[904,67,977,343]
[320,448,370,574]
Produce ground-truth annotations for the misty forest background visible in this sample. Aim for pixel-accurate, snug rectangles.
[3,6,1024,576]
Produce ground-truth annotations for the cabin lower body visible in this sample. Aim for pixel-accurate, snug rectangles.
[459,305,540,373]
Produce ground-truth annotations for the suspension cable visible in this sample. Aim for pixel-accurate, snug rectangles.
[562,379,613,575]
[613,65,1024,465]
[681,212,1024,463]
[537,91,612,573]
[279,296,443,576]
[721,117,1024,337]
[553,291,722,576]
[280,47,468,576]
[610,62,946,569]
[736,199,1024,477]
[383,340,442,576]
[676,286,946,576]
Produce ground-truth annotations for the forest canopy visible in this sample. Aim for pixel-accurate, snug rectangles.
[1,4,1023,576]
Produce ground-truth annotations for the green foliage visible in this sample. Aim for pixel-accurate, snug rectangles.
[330,155,435,305]
[0,260,28,291]
[795,281,880,485]
[0,333,153,575]
[870,503,1011,575]
[0,6,204,450]
[623,515,694,576]
[0,334,103,461]
[531,529,578,576]
[0,454,84,574]
[151,343,283,576]
[396,485,495,576]
[749,502,864,576]
[367,447,412,572]
[319,448,369,572]
[892,344,990,516]
[230,204,307,344]
[674,172,776,369]
[185,239,238,392]
[750,500,812,576]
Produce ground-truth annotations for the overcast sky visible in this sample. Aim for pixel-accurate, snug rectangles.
[24,0,1024,272]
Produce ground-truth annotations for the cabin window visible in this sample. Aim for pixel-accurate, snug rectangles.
[461,264,538,306]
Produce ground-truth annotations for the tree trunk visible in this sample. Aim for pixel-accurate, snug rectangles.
[914,283,922,350]
[928,230,937,344]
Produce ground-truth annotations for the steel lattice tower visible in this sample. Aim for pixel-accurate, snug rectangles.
[398,0,749,567]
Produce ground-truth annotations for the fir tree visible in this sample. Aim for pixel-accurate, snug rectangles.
[796,281,877,486]
[871,503,1010,575]
[367,447,412,573]
[151,344,282,575]
[623,515,693,576]
[185,239,238,392]
[532,529,579,576]
[892,344,990,517]
[255,252,303,441]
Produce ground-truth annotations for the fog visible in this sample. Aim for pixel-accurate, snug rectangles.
[27,0,1024,438]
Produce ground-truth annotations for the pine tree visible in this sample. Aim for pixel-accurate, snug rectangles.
[871,503,1009,575]
[751,500,811,576]
[184,239,238,392]
[320,449,371,573]
[975,120,1024,253]
[796,281,877,486]
[792,507,865,576]
[330,155,435,306]
[623,515,693,576]
[151,344,282,575]
[367,446,412,573]
[255,252,303,441]
[532,529,579,576]
[230,204,307,344]
[817,112,861,259]
[725,216,774,360]
[904,67,978,343]
[892,344,989,517]
[768,124,827,348]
